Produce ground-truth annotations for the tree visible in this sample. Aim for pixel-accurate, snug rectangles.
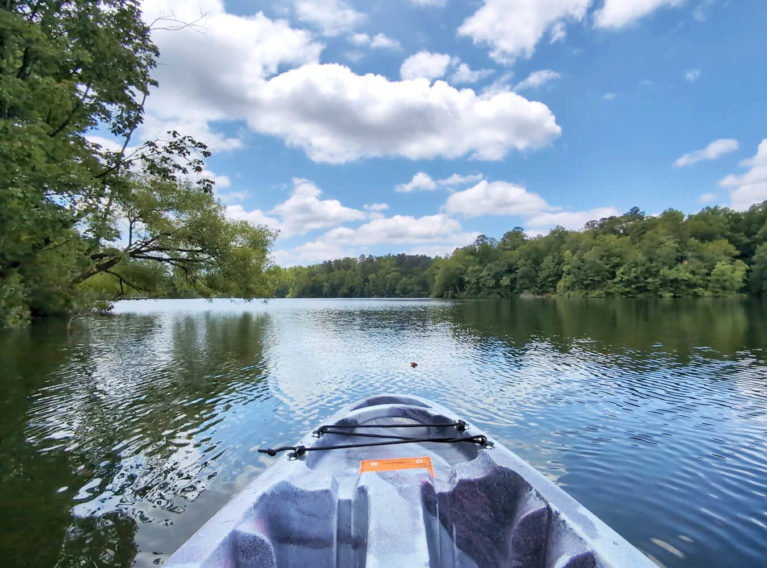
[1,1,274,325]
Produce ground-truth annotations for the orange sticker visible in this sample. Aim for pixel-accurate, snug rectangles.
[359,456,435,477]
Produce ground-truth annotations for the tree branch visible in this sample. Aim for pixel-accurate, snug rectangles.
[49,83,91,138]
[104,269,150,295]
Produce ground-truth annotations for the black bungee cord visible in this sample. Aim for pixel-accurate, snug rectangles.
[258,419,493,458]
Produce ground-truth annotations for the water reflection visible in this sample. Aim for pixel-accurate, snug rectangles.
[0,312,273,567]
[0,298,765,567]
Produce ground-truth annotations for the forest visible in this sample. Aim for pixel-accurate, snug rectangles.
[272,203,767,299]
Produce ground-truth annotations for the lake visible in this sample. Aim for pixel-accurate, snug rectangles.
[1,298,766,567]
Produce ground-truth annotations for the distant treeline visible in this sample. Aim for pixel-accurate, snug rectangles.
[272,203,767,298]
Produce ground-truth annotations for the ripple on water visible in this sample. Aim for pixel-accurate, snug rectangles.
[3,298,767,567]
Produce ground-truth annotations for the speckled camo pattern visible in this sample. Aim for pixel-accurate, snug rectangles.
[166,395,653,567]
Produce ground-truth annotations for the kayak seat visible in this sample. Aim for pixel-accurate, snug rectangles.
[421,453,597,568]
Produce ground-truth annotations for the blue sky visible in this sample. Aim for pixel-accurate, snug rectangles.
[127,0,767,265]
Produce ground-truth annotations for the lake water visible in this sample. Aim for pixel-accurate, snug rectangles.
[1,298,766,567]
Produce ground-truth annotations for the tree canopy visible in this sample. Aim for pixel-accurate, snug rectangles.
[272,203,767,300]
[1,1,274,327]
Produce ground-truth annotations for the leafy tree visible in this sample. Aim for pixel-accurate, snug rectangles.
[709,260,748,295]
[749,243,767,295]
[1,1,274,325]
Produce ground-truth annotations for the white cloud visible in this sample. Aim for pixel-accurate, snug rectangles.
[603,92,616,100]
[401,52,493,85]
[248,63,561,163]
[141,2,322,150]
[439,173,485,187]
[445,180,549,217]
[294,0,364,36]
[406,242,478,258]
[203,169,230,189]
[685,68,701,82]
[397,172,438,192]
[719,139,767,211]
[550,21,567,43]
[350,32,401,50]
[673,138,738,167]
[699,192,716,203]
[224,178,369,237]
[410,0,447,6]
[397,172,484,192]
[273,214,478,265]
[141,4,559,164]
[271,178,367,236]
[370,33,401,49]
[525,207,621,230]
[400,51,452,81]
[363,203,389,211]
[443,179,620,233]
[514,69,562,92]
[225,204,280,230]
[325,214,466,245]
[458,0,591,63]
[272,240,354,266]
[594,0,684,29]
[218,190,248,204]
[450,62,494,84]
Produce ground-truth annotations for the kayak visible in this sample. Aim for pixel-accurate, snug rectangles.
[165,394,652,567]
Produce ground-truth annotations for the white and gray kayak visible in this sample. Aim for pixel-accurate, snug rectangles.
[166,395,652,567]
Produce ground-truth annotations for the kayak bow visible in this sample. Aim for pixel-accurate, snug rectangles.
[166,394,652,567]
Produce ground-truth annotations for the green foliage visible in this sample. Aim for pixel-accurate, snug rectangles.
[275,203,766,300]
[0,1,274,326]
[273,255,436,298]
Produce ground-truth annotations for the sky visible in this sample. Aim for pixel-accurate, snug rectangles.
[124,0,767,266]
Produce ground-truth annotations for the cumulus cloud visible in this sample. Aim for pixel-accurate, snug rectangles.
[443,179,620,232]
[525,207,621,230]
[294,0,364,36]
[397,172,438,192]
[325,214,466,244]
[400,51,452,80]
[141,2,322,149]
[273,214,478,265]
[141,4,559,164]
[350,32,401,50]
[445,180,550,217]
[673,138,738,167]
[363,203,389,211]
[248,63,560,163]
[719,139,767,211]
[514,70,562,92]
[450,62,494,84]
[224,178,368,237]
[458,0,591,63]
[224,204,281,230]
[699,192,716,203]
[218,190,248,203]
[396,172,484,192]
[401,52,493,85]
[594,0,684,29]
[272,240,353,266]
[271,178,367,235]
[410,0,447,6]
[439,173,485,187]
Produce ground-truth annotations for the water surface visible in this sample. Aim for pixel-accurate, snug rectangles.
[1,298,765,567]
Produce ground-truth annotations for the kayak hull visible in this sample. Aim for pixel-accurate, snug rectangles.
[166,395,652,567]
